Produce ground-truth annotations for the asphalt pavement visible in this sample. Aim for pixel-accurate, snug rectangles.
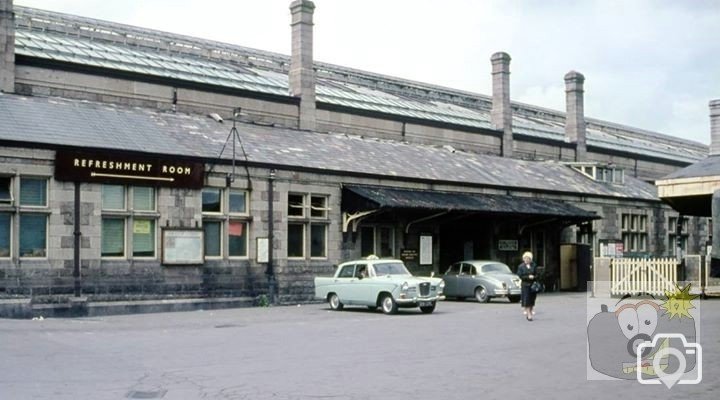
[0,292,718,400]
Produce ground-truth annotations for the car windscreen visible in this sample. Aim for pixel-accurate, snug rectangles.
[481,263,512,274]
[373,262,411,276]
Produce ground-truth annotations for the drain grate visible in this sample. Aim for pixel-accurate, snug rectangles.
[126,389,167,399]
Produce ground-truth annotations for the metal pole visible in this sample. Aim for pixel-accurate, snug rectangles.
[73,182,81,297]
[267,170,276,304]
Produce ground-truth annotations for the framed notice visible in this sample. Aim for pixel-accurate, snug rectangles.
[162,228,204,265]
[420,235,433,265]
[257,237,269,263]
[498,240,518,251]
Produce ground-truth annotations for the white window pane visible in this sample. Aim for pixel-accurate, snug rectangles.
[288,223,304,257]
[0,177,12,203]
[20,213,46,257]
[311,196,327,218]
[203,220,221,256]
[20,178,47,206]
[132,219,155,257]
[133,187,155,211]
[0,213,11,257]
[228,220,247,257]
[102,218,125,257]
[288,194,305,217]
[102,185,125,210]
[311,224,326,257]
[229,190,247,214]
[202,188,222,213]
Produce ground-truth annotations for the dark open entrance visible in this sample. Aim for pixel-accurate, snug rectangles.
[342,184,600,279]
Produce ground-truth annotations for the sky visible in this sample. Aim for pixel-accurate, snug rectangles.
[14,0,720,145]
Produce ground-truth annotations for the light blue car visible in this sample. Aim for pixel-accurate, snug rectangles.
[315,257,445,314]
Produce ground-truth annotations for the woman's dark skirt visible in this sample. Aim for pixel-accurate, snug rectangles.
[521,284,537,307]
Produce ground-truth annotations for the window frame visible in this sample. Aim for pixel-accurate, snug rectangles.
[101,184,159,260]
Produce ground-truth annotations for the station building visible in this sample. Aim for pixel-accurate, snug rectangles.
[0,0,712,313]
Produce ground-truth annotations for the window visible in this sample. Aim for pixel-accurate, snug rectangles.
[621,212,648,253]
[202,187,250,259]
[287,193,329,259]
[101,185,157,258]
[669,216,688,257]
[0,177,12,204]
[360,226,395,258]
[0,177,49,258]
[203,220,222,257]
[0,213,10,257]
[19,177,48,258]
[202,188,222,213]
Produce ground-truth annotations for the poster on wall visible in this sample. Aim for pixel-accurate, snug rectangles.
[420,235,433,265]
[257,237,269,263]
[162,229,204,265]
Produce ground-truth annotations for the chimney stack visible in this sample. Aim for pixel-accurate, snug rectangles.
[565,71,586,161]
[289,0,316,131]
[491,52,512,157]
[0,0,14,93]
[710,99,720,156]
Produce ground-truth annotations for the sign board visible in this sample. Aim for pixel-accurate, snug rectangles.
[600,239,624,258]
[162,229,204,265]
[257,237,269,263]
[498,239,518,251]
[400,249,418,262]
[420,235,433,265]
[55,150,205,189]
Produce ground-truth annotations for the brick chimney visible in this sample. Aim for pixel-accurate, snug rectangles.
[710,99,720,156]
[0,0,14,93]
[491,52,512,157]
[565,71,586,161]
[289,0,316,131]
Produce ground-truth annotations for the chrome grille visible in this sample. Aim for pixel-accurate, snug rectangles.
[419,282,430,296]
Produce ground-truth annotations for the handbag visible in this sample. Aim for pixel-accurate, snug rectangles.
[530,280,543,293]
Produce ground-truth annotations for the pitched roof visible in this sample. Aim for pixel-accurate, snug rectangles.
[0,93,659,201]
[12,6,707,166]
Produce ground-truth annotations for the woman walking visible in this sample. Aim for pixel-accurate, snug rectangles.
[517,251,539,321]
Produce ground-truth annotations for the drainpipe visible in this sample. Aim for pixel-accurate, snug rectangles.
[73,182,82,297]
[267,169,276,304]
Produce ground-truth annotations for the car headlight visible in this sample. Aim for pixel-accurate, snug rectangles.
[401,282,409,291]
[438,280,446,289]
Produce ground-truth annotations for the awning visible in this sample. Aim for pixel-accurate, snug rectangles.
[342,185,599,220]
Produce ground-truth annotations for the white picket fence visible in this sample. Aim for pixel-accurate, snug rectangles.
[610,258,677,296]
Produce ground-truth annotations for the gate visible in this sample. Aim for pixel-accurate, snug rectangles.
[610,258,677,296]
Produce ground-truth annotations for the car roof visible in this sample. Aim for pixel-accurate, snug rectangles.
[340,259,404,266]
[454,260,509,265]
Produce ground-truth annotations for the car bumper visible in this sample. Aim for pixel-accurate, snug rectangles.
[396,295,445,305]
[491,288,521,297]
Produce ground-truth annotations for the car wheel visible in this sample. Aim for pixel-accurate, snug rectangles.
[475,286,489,303]
[419,301,436,314]
[508,295,521,303]
[381,295,398,315]
[328,293,344,311]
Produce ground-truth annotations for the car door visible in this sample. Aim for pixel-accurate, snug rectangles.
[334,264,357,303]
[442,263,462,297]
[345,263,368,304]
[459,263,478,296]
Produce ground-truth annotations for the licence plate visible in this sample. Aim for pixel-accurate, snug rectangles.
[419,301,433,307]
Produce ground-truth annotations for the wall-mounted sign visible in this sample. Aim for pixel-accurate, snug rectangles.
[400,249,418,262]
[55,150,205,189]
[162,229,204,265]
[257,237,269,263]
[498,240,518,251]
[420,235,433,265]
